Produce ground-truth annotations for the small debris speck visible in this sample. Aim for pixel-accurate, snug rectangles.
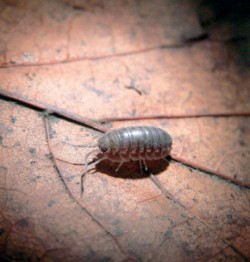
[29,147,36,155]
[11,116,16,123]
[48,200,55,207]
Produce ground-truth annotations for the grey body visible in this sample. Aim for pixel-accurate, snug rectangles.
[98,126,172,162]
[82,126,172,192]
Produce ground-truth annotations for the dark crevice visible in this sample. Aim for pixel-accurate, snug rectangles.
[0,89,107,133]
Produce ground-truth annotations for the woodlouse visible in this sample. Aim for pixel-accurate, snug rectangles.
[82,126,172,192]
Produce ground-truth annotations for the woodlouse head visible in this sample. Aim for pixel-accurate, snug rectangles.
[98,135,109,153]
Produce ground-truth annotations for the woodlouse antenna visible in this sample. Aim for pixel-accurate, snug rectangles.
[62,141,97,147]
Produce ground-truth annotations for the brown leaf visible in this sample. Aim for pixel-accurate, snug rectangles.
[0,0,250,261]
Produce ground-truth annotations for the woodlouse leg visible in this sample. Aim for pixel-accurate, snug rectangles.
[115,162,124,172]
[139,160,149,175]
[142,160,148,171]
[139,159,149,176]
[82,149,105,195]
[139,160,143,174]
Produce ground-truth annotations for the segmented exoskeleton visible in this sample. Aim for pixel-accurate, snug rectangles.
[82,126,172,192]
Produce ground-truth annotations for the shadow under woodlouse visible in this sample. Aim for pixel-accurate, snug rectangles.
[92,158,170,180]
